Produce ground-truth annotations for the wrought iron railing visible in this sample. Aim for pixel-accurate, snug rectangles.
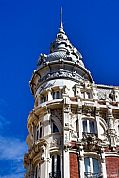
[49,171,61,178]
[84,172,103,178]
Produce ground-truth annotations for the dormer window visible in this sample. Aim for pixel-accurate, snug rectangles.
[82,119,97,134]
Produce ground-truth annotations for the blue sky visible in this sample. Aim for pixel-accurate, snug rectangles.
[0,0,119,177]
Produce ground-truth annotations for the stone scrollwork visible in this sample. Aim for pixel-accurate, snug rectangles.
[82,105,95,116]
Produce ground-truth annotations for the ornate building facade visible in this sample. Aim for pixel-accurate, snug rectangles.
[24,16,119,178]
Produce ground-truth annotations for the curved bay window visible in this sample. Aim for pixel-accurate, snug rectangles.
[84,157,101,178]
[49,155,61,178]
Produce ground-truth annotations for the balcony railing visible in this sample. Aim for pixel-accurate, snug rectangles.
[84,172,103,178]
[49,171,61,178]
[49,133,62,148]
[82,132,98,140]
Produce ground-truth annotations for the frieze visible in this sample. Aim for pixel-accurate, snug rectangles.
[38,69,84,83]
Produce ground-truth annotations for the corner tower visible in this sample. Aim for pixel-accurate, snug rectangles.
[24,12,119,178]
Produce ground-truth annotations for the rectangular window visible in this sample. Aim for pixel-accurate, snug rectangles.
[40,125,42,138]
[93,158,99,175]
[51,155,61,178]
[83,120,97,134]
[84,157,100,177]
[84,157,90,174]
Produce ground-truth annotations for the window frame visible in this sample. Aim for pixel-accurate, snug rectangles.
[84,156,101,177]
[82,119,97,134]
[36,122,43,141]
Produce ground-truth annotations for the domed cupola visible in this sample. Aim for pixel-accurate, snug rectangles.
[30,10,93,95]
[38,17,85,68]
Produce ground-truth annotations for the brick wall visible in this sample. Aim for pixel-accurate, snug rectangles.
[106,156,119,178]
[70,152,79,178]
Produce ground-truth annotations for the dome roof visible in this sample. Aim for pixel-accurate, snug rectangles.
[45,51,85,67]
[38,24,85,68]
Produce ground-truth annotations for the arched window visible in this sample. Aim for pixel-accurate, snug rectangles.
[84,157,101,177]
[82,119,97,134]
[51,121,59,133]
[49,155,61,178]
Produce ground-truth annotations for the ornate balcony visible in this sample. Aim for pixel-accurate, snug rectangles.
[49,171,61,178]
[82,132,102,151]
[82,132,98,141]
[49,133,62,149]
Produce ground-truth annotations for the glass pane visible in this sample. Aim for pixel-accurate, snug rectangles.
[52,155,54,173]
[53,123,59,133]
[57,155,60,172]
[36,130,39,140]
[93,158,99,175]
[35,166,37,178]
[40,127,42,138]
[84,157,90,173]
[56,91,60,99]
[89,121,95,133]
[76,119,79,137]
[83,120,87,132]
[52,92,55,99]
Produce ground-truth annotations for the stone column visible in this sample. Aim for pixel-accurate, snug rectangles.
[77,107,82,140]
[63,150,70,178]
[47,89,52,101]
[95,108,100,137]
[79,146,85,178]
[101,149,107,178]
[63,104,70,178]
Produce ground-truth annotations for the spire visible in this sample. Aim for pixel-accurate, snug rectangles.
[60,7,63,29]
[59,7,64,33]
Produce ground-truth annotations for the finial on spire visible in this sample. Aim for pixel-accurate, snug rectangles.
[59,7,64,33]
[60,7,63,29]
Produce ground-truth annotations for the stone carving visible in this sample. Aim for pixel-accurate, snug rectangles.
[64,133,68,144]
[38,69,84,83]
[82,105,95,116]
[50,139,59,147]
[38,81,56,93]
[97,88,116,101]
[51,109,62,123]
